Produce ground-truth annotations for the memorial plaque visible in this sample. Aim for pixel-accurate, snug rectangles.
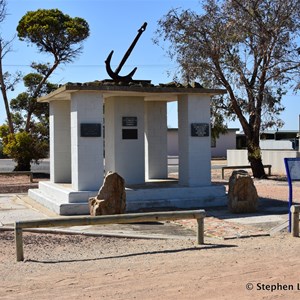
[191,123,209,137]
[122,116,137,127]
[285,158,300,181]
[80,123,101,137]
[122,129,138,139]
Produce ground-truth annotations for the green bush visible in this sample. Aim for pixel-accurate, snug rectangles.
[1,131,48,170]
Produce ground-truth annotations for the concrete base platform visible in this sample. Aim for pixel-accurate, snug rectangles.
[28,181,227,215]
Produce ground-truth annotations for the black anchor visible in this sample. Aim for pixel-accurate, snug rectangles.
[105,22,147,83]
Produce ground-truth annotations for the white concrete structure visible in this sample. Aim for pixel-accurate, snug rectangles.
[71,92,104,191]
[49,100,71,183]
[260,140,294,150]
[105,96,145,184]
[178,94,211,186]
[145,101,168,180]
[227,149,300,174]
[29,83,227,215]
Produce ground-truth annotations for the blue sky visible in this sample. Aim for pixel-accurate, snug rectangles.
[1,0,299,131]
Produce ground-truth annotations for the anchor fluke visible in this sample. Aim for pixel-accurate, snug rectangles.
[105,22,147,83]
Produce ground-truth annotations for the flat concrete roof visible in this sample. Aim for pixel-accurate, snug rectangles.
[38,82,227,103]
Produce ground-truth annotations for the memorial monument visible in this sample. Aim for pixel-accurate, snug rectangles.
[29,23,227,215]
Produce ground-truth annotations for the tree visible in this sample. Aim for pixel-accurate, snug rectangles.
[0,8,89,170]
[1,130,48,171]
[17,8,90,132]
[0,66,58,170]
[9,64,57,132]
[155,0,300,178]
[0,0,22,133]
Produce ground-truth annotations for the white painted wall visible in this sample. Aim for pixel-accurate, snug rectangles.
[167,129,179,156]
[167,128,237,157]
[105,96,145,185]
[227,149,249,166]
[145,101,168,179]
[211,130,237,157]
[227,149,300,174]
[260,140,294,150]
[71,92,104,191]
[49,100,71,183]
[178,94,211,186]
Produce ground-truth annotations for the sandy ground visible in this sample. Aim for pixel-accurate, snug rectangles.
[1,231,300,300]
[1,168,300,299]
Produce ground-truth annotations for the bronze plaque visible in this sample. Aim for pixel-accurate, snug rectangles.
[122,117,137,127]
[80,123,101,137]
[191,123,209,137]
[122,129,138,139]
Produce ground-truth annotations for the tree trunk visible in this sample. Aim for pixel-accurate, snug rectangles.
[14,158,31,171]
[247,143,266,179]
[25,60,59,132]
[0,42,14,134]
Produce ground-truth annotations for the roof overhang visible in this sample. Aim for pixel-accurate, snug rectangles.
[38,83,227,103]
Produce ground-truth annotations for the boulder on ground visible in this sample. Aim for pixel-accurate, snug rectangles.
[89,171,126,216]
[228,170,258,213]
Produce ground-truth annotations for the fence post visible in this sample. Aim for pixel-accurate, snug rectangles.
[197,218,204,245]
[291,206,299,237]
[14,210,206,261]
[15,225,24,262]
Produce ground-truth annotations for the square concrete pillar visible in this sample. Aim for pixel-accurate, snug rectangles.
[178,94,211,186]
[71,92,104,191]
[49,100,71,183]
[105,96,145,185]
[145,101,168,179]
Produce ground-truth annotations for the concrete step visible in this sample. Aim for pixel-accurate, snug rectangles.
[37,181,97,203]
[29,182,227,215]
[126,196,227,212]
[29,189,89,215]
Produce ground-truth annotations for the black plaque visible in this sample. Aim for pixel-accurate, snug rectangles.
[122,116,137,127]
[122,129,138,139]
[80,123,101,137]
[191,123,209,137]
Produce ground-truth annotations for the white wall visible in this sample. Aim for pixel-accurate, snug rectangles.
[49,100,71,183]
[167,129,178,156]
[71,92,104,191]
[145,101,168,179]
[168,129,237,158]
[227,149,300,174]
[105,96,145,185]
[260,140,294,150]
[178,94,211,186]
[211,130,237,157]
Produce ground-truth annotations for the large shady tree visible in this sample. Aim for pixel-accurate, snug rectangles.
[156,0,300,178]
[0,7,90,170]
[16,8,90,132]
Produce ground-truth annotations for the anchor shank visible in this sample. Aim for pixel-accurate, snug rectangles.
[114,22,147,75]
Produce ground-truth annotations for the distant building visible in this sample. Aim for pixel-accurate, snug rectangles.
[237,130,299,150]
[230,129,300,174]
[167,128,179,156]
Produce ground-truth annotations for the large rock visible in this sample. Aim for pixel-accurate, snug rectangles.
[228,170,258,213]
[89,172,126,216]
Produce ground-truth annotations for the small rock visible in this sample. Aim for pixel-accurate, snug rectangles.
[228,170,258,213]
[88,171,126,216]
